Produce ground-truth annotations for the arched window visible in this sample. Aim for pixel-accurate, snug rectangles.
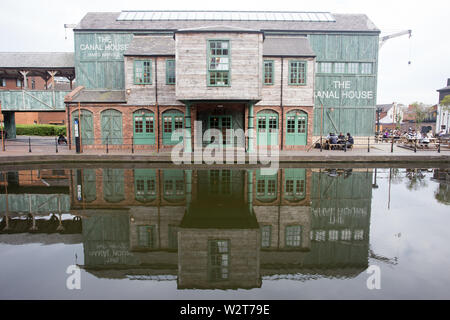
[284,169,306,202]
[72,109,94,145]
[162,110,184,145]
[257,110,279,146]
[101,109,123,145]
[163,169,185,202]
[133,109,155,145]
[134,169,157,203]
[256,169,277,203]
[286,110,308,146]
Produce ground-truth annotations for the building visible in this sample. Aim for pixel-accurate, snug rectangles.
[64,10,380,151]
[436,78,450,134]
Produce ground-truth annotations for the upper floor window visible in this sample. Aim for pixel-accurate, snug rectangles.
[208,40,230,86]
[166,59,176,85]
[31,79,36,89]
[334,62,346,74]
[319,62,332,74]
[134,60,152,84]
[361,63,372,74]
[0,78,5,87]
[16,78,22,87]
[289,61,307,85]
[263,60,274,85]
[347,63,359,74]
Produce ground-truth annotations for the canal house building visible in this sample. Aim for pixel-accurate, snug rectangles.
[63,10,380,151]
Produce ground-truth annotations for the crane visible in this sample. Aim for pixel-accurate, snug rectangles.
[379,29,412,49]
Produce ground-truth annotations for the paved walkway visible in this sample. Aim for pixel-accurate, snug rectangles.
[0,135,449,164]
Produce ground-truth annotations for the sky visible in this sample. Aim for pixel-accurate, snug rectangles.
[0,0,448,105]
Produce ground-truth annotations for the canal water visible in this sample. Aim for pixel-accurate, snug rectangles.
[0,166,449,299]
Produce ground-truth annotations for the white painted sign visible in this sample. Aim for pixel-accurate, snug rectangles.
[315,81,374,100]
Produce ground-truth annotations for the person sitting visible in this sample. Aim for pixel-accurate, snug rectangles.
[338,132,345,141]
[329,133,338,149]
[346,133,354,149]
[58,134,68,145]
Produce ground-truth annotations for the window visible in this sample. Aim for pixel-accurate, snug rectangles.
[319,62,332,73]
[0,78,5,87]
[137,225,155,248]
[134,60,152,84]
[361,63,372,74]
[208,240,229,281]
[208,40,230,86]
[329,230,339,241]
[354,230,364,240]
[16,78,22,87]
[289,61,307,85]
[341,229,352,241]
[31,79,35,89]
[263,60,274,85]
[315,230,326,242]
[166,59,176,84]
[261,226,272,248]
[347,63,359,74]
[334,62,345,73]
[286,226,302,247]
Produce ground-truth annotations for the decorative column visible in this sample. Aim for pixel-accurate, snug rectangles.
[184,103,192,153]
[248,102,255,152]
[19,71,29,89]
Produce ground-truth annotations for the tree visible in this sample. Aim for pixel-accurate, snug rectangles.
[410,102,428,131]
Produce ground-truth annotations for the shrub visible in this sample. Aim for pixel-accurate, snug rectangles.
[16,124,67,136]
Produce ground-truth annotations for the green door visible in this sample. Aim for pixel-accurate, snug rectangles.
[286,111,307,146]
[103,168,125,203]
[256,169,277,202]
[163,111,184,145]
[163,169,185,202]
[284,169,306,202]
[72,110,94,145]
[133,110,155,145]
[209,169,232,195]
[101,109,123,145]
[257,111,279,146]
[134,169,157,202]
[208,115,232,146]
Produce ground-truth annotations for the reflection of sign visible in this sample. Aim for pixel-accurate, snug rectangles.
[77,185,82,201]
[74,119,79,138]
[315,81,374,100]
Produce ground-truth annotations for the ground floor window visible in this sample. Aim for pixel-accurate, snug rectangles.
[162,110,184,145]
[101,109,123,145]
[133,109,155,145]
[208,240,229,281]
[137,225,156,248]
[286,110,308,146]
[286,225,302,247]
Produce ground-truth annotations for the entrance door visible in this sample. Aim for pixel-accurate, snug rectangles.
[257,111,278,147]
[133,110,155,145]
[209,115,232,146]
[286,111,308,146]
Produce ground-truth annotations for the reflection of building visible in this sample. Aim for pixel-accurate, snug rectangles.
[1,167,373,288]
[436,78,450,134]
[433,169,450,205]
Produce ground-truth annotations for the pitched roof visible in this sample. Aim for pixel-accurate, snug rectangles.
[75,12,380,33]
[263,37,315,57]
[124,35,175,56]
[0,52,74,69]
[68,89,126,103]
[176,25,262,33]
[437,86,450,92]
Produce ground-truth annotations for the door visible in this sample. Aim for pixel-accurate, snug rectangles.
[284,169,306,202]
[133,110,155,145]
[72,110,94,145]
[163,169,185,202]
[257,111,278,146]
[162,111,184,145]
[209,115,232,146]
[286,111,308,146]
[101,109,123,145]
[134,169,157,202]
[256,169,277,202]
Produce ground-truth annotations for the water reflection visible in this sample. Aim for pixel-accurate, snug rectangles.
[0,167,448,291]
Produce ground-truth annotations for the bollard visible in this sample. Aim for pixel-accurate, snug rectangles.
[106,139,109,154]
[391,137,394,153]
[438,138,441,153]
[131,139,134,154]
[28,137,32,153]
[414,139,417,153]
[367,137,370,153]
[55,137,58,153]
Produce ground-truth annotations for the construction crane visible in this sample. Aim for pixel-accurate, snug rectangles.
[379,29,412,64]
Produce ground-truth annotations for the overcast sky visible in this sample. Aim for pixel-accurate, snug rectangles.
[0,0,448,105]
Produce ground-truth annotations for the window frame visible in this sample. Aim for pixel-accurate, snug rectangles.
[263,60,274,85]
[134,59,152,85]
[288,60,307,86]
[166,59,176,85]
[207,39,231,87]
[361,62,373,75]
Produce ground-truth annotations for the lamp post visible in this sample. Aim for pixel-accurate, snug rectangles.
[376,107,383,135]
